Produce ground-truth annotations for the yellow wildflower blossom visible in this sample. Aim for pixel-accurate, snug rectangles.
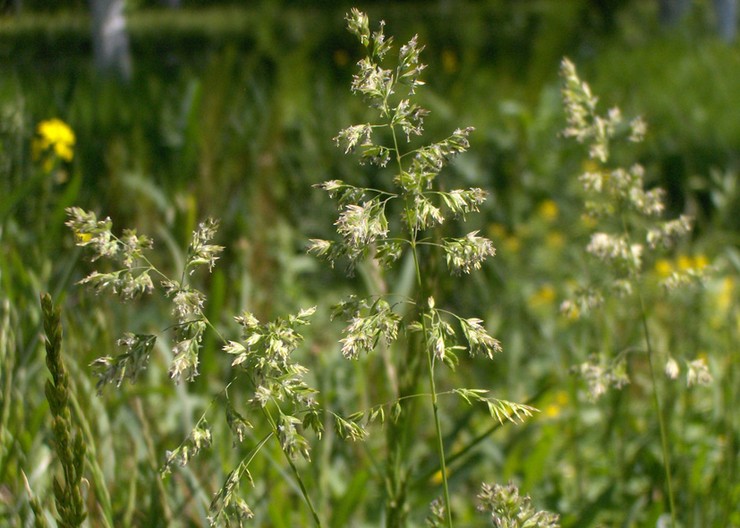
[32,118,76,171]
[655,259,673,278]
[693,254,709,270]
[544,390,569,418]
[677,255,693,271]
[529,284,556,308]
[538,199,559,222]
[75,232,93,244]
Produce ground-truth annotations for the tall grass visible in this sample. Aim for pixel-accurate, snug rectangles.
[0,4,737,527]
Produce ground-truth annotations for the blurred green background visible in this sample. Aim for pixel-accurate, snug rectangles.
[1,1,738,526]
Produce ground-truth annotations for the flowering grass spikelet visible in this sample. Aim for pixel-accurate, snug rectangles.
[686,358,713,387]
[476,481,560,528]
[442,231,496,275]
[90,333,156,393]
[162,420,213,474]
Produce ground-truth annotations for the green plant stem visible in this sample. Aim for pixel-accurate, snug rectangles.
[412,249,453,527]
[637,286,677,527]
[392,124,453,527]
[424,343,453,524]
[619,211,677,526]
[262,407,322,527]
[284,450,322,527]
[384,125,411,528]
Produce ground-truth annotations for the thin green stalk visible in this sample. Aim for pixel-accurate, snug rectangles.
[619,211,677,526]
[382,123,412,528]
[67,391,114,528]
[412,248,453,528]
[262,407,322,527]
[284,451,323,527]
[637,288,677,527]
[392,124,453,527]
[427,374,453,526]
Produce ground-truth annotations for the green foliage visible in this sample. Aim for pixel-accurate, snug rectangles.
[1,4,738,528]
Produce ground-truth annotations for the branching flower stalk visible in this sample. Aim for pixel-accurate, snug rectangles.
[310,10,530,526]
[560,58,711,526]
[66,209,326,526]
[66,11,537,526]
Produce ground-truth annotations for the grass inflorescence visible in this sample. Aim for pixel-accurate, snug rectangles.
[40,293,87,528]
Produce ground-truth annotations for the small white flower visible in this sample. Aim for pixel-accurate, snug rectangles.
[665,357,680,380]
[686,358,712,387]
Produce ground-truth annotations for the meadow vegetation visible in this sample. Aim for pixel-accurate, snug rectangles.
[1,3,738,527]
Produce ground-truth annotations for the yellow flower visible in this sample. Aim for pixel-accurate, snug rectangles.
[74,232,93,244]
[537,200,559,222]
[32,118,76,167]
[546,231,564,250]
[528,284,556,308]
[693,254,709,270]
[544,391,569,418]
[677,254,693,271]
[654,259,673,278]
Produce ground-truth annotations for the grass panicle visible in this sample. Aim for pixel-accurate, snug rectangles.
[560,57,716,527]
[308,10,535,526]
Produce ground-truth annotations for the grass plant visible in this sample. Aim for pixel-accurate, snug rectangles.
[65,11,545,526]
[560,58,713,526]
[309,9,540,526]
[0,4,736,528]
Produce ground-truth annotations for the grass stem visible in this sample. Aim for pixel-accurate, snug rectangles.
[392,122,453,527]
[262,407,323,527]
[637,287,677,527]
